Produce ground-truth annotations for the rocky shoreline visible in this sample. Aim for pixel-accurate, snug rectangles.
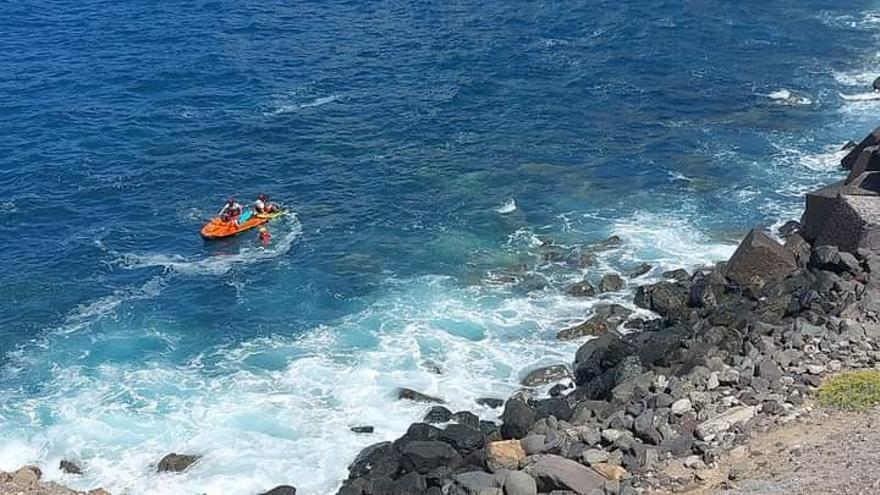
[334,125,880,495]
[8,128,880,495]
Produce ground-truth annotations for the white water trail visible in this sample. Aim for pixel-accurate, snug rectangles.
[118,215,302,276]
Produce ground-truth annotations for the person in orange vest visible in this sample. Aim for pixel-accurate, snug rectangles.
[258,226,271,247]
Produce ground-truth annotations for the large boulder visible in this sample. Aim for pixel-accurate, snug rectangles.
[634,282,690,321]
[802,174,880,241]
[815,193,880,252]
[349,441,401,479]
[845,145,880,184]
[439,424,484,452]
[724,229,797,291]
[842,125,880,170]
[573,333,632,386]
[400,441,462,474]
[523,454,606,494]
[501,398,536,439]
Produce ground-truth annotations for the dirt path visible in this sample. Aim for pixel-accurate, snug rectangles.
[654,406,880,495]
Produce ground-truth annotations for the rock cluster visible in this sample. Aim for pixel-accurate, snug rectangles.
[0,466,109,495]
[337,127,880,495]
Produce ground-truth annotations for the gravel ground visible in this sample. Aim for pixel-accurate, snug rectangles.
[662,405,880,495]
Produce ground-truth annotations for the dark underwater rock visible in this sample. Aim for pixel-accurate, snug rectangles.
[398,388,445,404]
[156,453,200,473]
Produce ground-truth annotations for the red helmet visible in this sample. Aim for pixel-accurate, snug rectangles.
[258,193,268,201]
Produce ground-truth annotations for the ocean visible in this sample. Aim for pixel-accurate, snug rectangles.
[1,1,879,493]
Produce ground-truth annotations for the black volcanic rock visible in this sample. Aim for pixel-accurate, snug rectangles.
[398,388,445,404]
[156,453,200,473]
[501,398,536,439]
[400,441,462,474]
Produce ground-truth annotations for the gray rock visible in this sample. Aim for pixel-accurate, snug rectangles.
[503,470,538,495]
[568,282,597,298]
[757,359,783,383]
[598,274,624,293]
[815,190,880,252]
[671,399,692,415]
[845,145,880,183]
[581,449,609,465]
[398,387,445,404]
[839,251,862,273]
[524,454,606,494]
[627,263,652,278]
[695,406,756,441]
[157,453,200,473]
[522,365,571,387]
[724,229,797,290]
[521,435,547,455]
[706,373,720,390]
[580,427,602,446]
[633,410,662,445]
[453,471,502,491]
[842,126,880,170]
[801,180,879,241]
[351,425,374,434]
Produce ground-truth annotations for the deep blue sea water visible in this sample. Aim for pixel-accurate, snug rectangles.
[2,1,880,493]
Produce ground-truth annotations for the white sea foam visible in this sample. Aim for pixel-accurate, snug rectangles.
[763,88,813,106]
[495,198,517,214]
[269,95,342,115]
[840,92,880,102]
[0,200,748,495]
[610,211,736,272]
[0,276,594,495]
[56,276,167,335]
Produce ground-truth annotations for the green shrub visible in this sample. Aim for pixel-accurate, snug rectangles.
[818,370,880,411]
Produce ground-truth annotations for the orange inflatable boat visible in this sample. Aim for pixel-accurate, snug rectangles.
[200,208,285,240]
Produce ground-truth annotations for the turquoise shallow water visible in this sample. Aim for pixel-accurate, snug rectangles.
[2,1,880,493]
